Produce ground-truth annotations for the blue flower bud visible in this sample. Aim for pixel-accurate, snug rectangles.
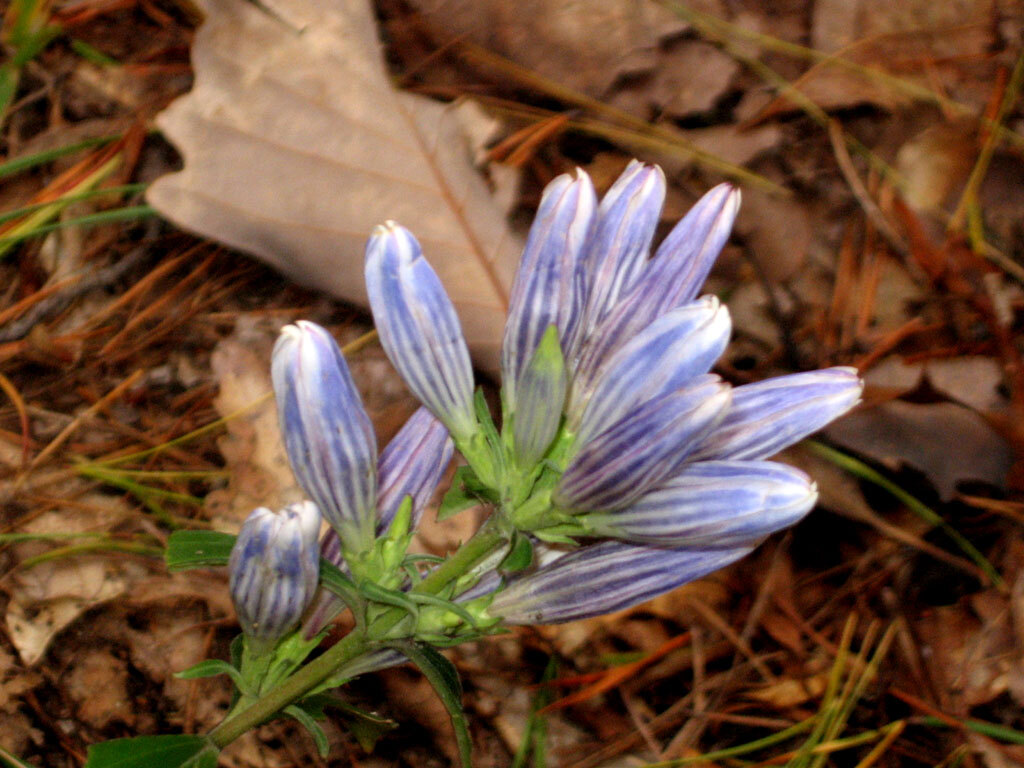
[570,297,731,434]
[229,501,321,645]
[377,406,454,533]
[502,170,596,411]
[272,321,377,550]
[584,460,817,547]
[581,161,666,332]
[365,223,476,440]
[489,540,751,624]
[555,376,731,512]
[575,184,740,388]
[692,367,863,461]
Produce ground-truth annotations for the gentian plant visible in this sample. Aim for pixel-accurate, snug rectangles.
[88,161,862,768]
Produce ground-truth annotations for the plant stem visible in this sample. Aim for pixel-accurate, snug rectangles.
[209,630,367,748]
[207,516,509,750]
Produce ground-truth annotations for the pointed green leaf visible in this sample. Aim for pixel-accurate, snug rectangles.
[390,641,472,768]
[84,735,218,768]
[284,705,330,758]
[165,531,235,571]
[175,659,245,690]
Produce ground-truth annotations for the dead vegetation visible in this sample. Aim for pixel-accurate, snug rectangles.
[1,0,1024,766]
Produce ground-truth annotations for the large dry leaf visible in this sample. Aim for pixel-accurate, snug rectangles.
[147,0,521,371]
[824,400,1014,500]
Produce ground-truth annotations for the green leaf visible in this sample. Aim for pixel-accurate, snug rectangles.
[474,388,501,449]
[360,581,419,624]
[284,705,330,758]
[318,559,365,626]
[499,532,534,573]
[390,641,472,768]
[175,659,246,690]
[438,465,496,521]
[165,531,235,571]
[84,735,218,768]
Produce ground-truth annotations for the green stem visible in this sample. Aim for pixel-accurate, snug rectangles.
[207,516,510,750]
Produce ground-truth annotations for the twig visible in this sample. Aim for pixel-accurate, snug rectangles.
[0,243,150,343]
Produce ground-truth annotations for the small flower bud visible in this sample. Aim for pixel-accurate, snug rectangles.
[272,321,377,551]
[692,367,863,461]
[502,170,596,411]
[489,540,751,624]
[229,501,321,646]
[365,223,477,440]
[584,460,817,546]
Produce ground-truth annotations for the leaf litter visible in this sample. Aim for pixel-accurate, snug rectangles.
[1,0,1024,766]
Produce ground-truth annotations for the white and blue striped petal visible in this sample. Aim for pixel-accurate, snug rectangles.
[229,501,321,645]
[581,161,665,332]
[502,169,596,411]
[693,367,862,460]
[575,184,740,386]
[377,407,454,533]
[272,321,377,550]
[570,297,730,434]
[556,376,731,512]
[365,223,476,440]
[489,540,752,624]
[585,460,817,547]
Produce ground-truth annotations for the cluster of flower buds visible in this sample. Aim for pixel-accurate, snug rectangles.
[365,160,862,625]
[228,321,453,647]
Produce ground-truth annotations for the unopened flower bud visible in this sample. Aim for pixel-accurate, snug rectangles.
[229,501,321,647]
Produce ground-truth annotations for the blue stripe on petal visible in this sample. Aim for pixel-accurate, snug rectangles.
[272,322,378,550]
[575,184,739,387]
[586,460,817,546]
[228,501,321,642]
[692,367,863,460]
[582,161,666,332]
[556,376,731,511]
[377,407,454,533]
[570,297,731,433]
[365,223,476,439]
[489,540,752,624]
[502,170,596,410]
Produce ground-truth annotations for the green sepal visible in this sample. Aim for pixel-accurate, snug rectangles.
[319,559,365,627]
[499,531,534,572]
[510,324,567,470]
[284,705,330,758]
[408,592,488,633]
[84,735,218,768]
[164,530,235,571]
[389,641,473,768]
[175,660,246,691]
[438,465,496,522]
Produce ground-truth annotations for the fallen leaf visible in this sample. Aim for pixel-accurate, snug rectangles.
[147,0,523,372]
[204,318,302,531]
[762,0,998,117]
[406,0,689,98]
[864,355,1008,414]
[824,400,1014,500]
[4,498,149,666]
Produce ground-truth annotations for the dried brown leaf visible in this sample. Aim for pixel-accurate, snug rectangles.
[825,400,1015,500]
[147,0,522,372]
